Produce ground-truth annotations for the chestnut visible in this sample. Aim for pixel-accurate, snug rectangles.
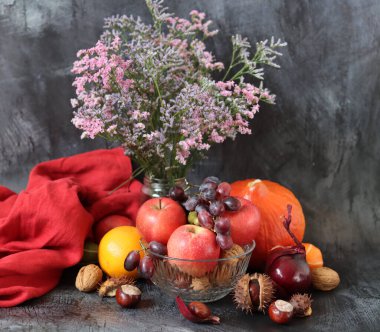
[175,296,220,325]
[268,300,294,324]
[115,285,142,308]
[188,302,211,320]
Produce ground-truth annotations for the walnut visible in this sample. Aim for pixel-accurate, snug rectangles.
[75,264,103,292]
[311,267,340,291]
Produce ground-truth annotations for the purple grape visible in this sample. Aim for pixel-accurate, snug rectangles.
[124,250,140,271]
[199,181,217,201]
[183,196,199,211]
[169,185,187,202]
[195,203,208,213]
[197,210,214,230]
[200,188,216,201]
[203,176,221,185]
[216,182,231,198]
[209,200,225,216]
[214,217,231,235]
[149,241,167,256]
[223,196,241,211]
[199,181,218,192]
[139,256,155,279]
[216,233,234,250]
[198,196,211,205]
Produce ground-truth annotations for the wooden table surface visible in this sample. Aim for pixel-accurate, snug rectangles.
[1,252,379,332]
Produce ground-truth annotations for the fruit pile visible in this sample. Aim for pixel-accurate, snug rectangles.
[130,176,261,278]
[171,176,250,251]
[75,176,340,326]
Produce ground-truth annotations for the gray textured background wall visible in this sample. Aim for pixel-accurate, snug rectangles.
[0,0,379,256]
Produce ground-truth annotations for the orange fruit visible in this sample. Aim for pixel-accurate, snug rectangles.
[303,243,323,269]
[98,226,144,278]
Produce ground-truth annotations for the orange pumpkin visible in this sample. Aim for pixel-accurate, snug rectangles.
[230,179,306,270]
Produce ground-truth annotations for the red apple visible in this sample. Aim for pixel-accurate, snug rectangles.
[222,197,261,246]
[167,224,220,277]
[136,197,186,244]
[93,215,134,244]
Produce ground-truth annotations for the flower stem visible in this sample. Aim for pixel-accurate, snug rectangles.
[107,166,145,196]
[222,48,236,81]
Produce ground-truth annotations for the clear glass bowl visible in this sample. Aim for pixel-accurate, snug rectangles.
[145,241,255,303]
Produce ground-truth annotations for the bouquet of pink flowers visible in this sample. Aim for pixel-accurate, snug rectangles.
[71,0,286,182]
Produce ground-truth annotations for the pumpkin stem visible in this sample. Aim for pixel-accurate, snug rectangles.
[248,179,262,188]
[283,205,304,249]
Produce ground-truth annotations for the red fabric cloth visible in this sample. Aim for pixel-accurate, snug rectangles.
[0,148,143,307]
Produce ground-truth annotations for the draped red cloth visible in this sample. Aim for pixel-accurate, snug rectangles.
[0,148,143,307]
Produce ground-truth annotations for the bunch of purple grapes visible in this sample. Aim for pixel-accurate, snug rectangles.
[169,176,241,251]
[124,241,167,279]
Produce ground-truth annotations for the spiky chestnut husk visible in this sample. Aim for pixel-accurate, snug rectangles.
[173,273,192,289]
[251,273,275,312]
[219,244,245,264]
[234,274,252,313]
[98,276,135,297]
[290,293,313,317]
[213,244,245,286]
[233,273,275,313]
[191,276,211,291]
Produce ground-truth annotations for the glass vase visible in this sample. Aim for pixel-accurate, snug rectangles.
[141,175,188,198]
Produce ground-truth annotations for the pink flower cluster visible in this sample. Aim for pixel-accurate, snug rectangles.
[159,83,262,165]
[72,37,132,94]
[165,10,223,71]
[166,9,218,38]
[215,80,275,120]
[70,0,283,178]
[191,40,224,71]
[71,36,133,139]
